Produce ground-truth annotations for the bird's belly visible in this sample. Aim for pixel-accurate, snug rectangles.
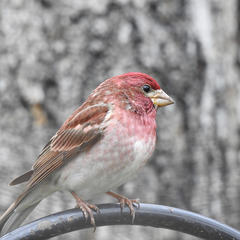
[51,118,156,200]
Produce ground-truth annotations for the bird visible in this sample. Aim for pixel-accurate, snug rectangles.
[0,72,174,236]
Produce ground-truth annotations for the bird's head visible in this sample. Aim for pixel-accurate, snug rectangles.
[118,72,174,108]
[106,72,174,113]
[88,72,174,115]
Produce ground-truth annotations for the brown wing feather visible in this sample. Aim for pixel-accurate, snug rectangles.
[10,104,110,192]
[9,170,34,186]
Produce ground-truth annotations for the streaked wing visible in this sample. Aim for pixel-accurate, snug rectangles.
[20,104,110,190]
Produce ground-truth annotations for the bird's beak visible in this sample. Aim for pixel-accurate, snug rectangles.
[150,89,174,108]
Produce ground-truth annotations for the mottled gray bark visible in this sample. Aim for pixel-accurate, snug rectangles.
[0,0,239,239]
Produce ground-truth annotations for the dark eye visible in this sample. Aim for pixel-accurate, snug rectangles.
[142,84,151,93]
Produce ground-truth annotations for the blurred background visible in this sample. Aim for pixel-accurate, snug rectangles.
[0,0,240,239]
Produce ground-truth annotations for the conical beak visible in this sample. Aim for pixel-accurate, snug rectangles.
[151,89,174,108]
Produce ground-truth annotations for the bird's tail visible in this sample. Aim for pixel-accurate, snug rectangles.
[0,184,53,237]
[0,200,40,236]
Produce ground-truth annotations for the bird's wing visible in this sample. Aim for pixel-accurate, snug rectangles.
[10,104,111,190]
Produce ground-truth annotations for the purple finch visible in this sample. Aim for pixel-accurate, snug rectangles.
[0,72,174,235]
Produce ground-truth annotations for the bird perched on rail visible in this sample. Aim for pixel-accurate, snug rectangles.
[0,72,174,236]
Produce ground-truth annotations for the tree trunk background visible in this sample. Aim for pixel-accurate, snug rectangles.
[0,0,239,239]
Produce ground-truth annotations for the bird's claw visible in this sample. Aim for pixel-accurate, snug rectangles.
[106,191,140,224]
[75,200,99,231]
[71,191,100,232]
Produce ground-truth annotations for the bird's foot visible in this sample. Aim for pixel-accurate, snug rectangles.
[106,191,140,223]
[70,191,100,232]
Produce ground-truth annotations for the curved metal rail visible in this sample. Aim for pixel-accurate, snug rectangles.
[1,203,240,240]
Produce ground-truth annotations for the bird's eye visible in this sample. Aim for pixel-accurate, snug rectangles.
[142,84,151,93]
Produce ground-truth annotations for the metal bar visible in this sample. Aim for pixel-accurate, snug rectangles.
[1,203,240,240]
